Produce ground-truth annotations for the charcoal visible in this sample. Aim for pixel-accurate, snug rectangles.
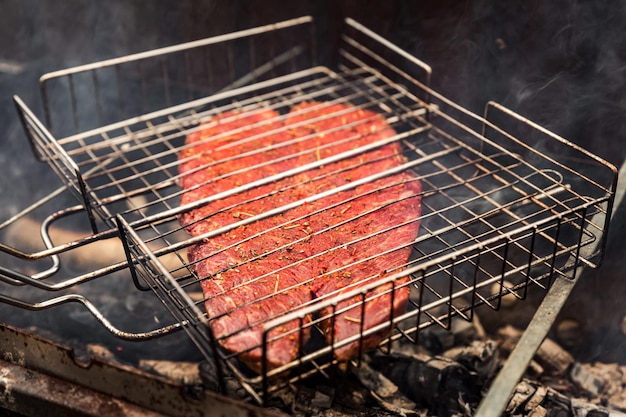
[571,363,606,397]
[506,381,537,414]
[310,387,334,409]
[555,320,583,350]
[498,325,574,376]
[442,339,498,382]
[294,387,319,414]
[528,405,549,417]
[568,362,626,412]
[570,398,610,417]
[369,352,481,417]
[543,389,572,417]
[197,360,250,400]
[419,317,485,354]
[330,374,372,411]
[420,326,456,353]
[608,389,626,413]
[525,386,549,413]
[350,358,417,413]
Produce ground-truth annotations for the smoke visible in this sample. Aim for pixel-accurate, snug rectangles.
[381,0,626,167]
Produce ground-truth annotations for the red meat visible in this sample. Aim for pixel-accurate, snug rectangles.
[179,102,421,371]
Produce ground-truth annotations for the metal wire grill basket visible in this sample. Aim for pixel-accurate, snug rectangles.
[9,16,617,404]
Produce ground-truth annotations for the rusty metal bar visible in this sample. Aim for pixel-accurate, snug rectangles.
[0,322,285,417]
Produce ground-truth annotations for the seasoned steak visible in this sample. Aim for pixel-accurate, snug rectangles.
[180,108,313,372]
[179,102,421,371]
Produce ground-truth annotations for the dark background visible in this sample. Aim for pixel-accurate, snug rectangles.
[0,0,624,363]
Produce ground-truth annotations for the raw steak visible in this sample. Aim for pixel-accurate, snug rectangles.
[179,102,422,371]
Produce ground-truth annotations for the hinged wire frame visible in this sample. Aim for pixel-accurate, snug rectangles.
[5,15,618,406]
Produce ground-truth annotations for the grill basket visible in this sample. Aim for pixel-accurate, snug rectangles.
[4,16,618,405]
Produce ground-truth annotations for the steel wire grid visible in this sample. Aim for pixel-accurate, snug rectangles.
[6,16,618,406]
[114,92,613,402]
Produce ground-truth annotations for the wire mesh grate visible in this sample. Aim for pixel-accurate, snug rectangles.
[4,16,617,405]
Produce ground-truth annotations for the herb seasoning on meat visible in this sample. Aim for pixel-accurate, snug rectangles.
[179,102,421,372]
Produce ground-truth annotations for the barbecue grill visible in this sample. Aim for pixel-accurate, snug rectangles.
[0,15,618,414]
